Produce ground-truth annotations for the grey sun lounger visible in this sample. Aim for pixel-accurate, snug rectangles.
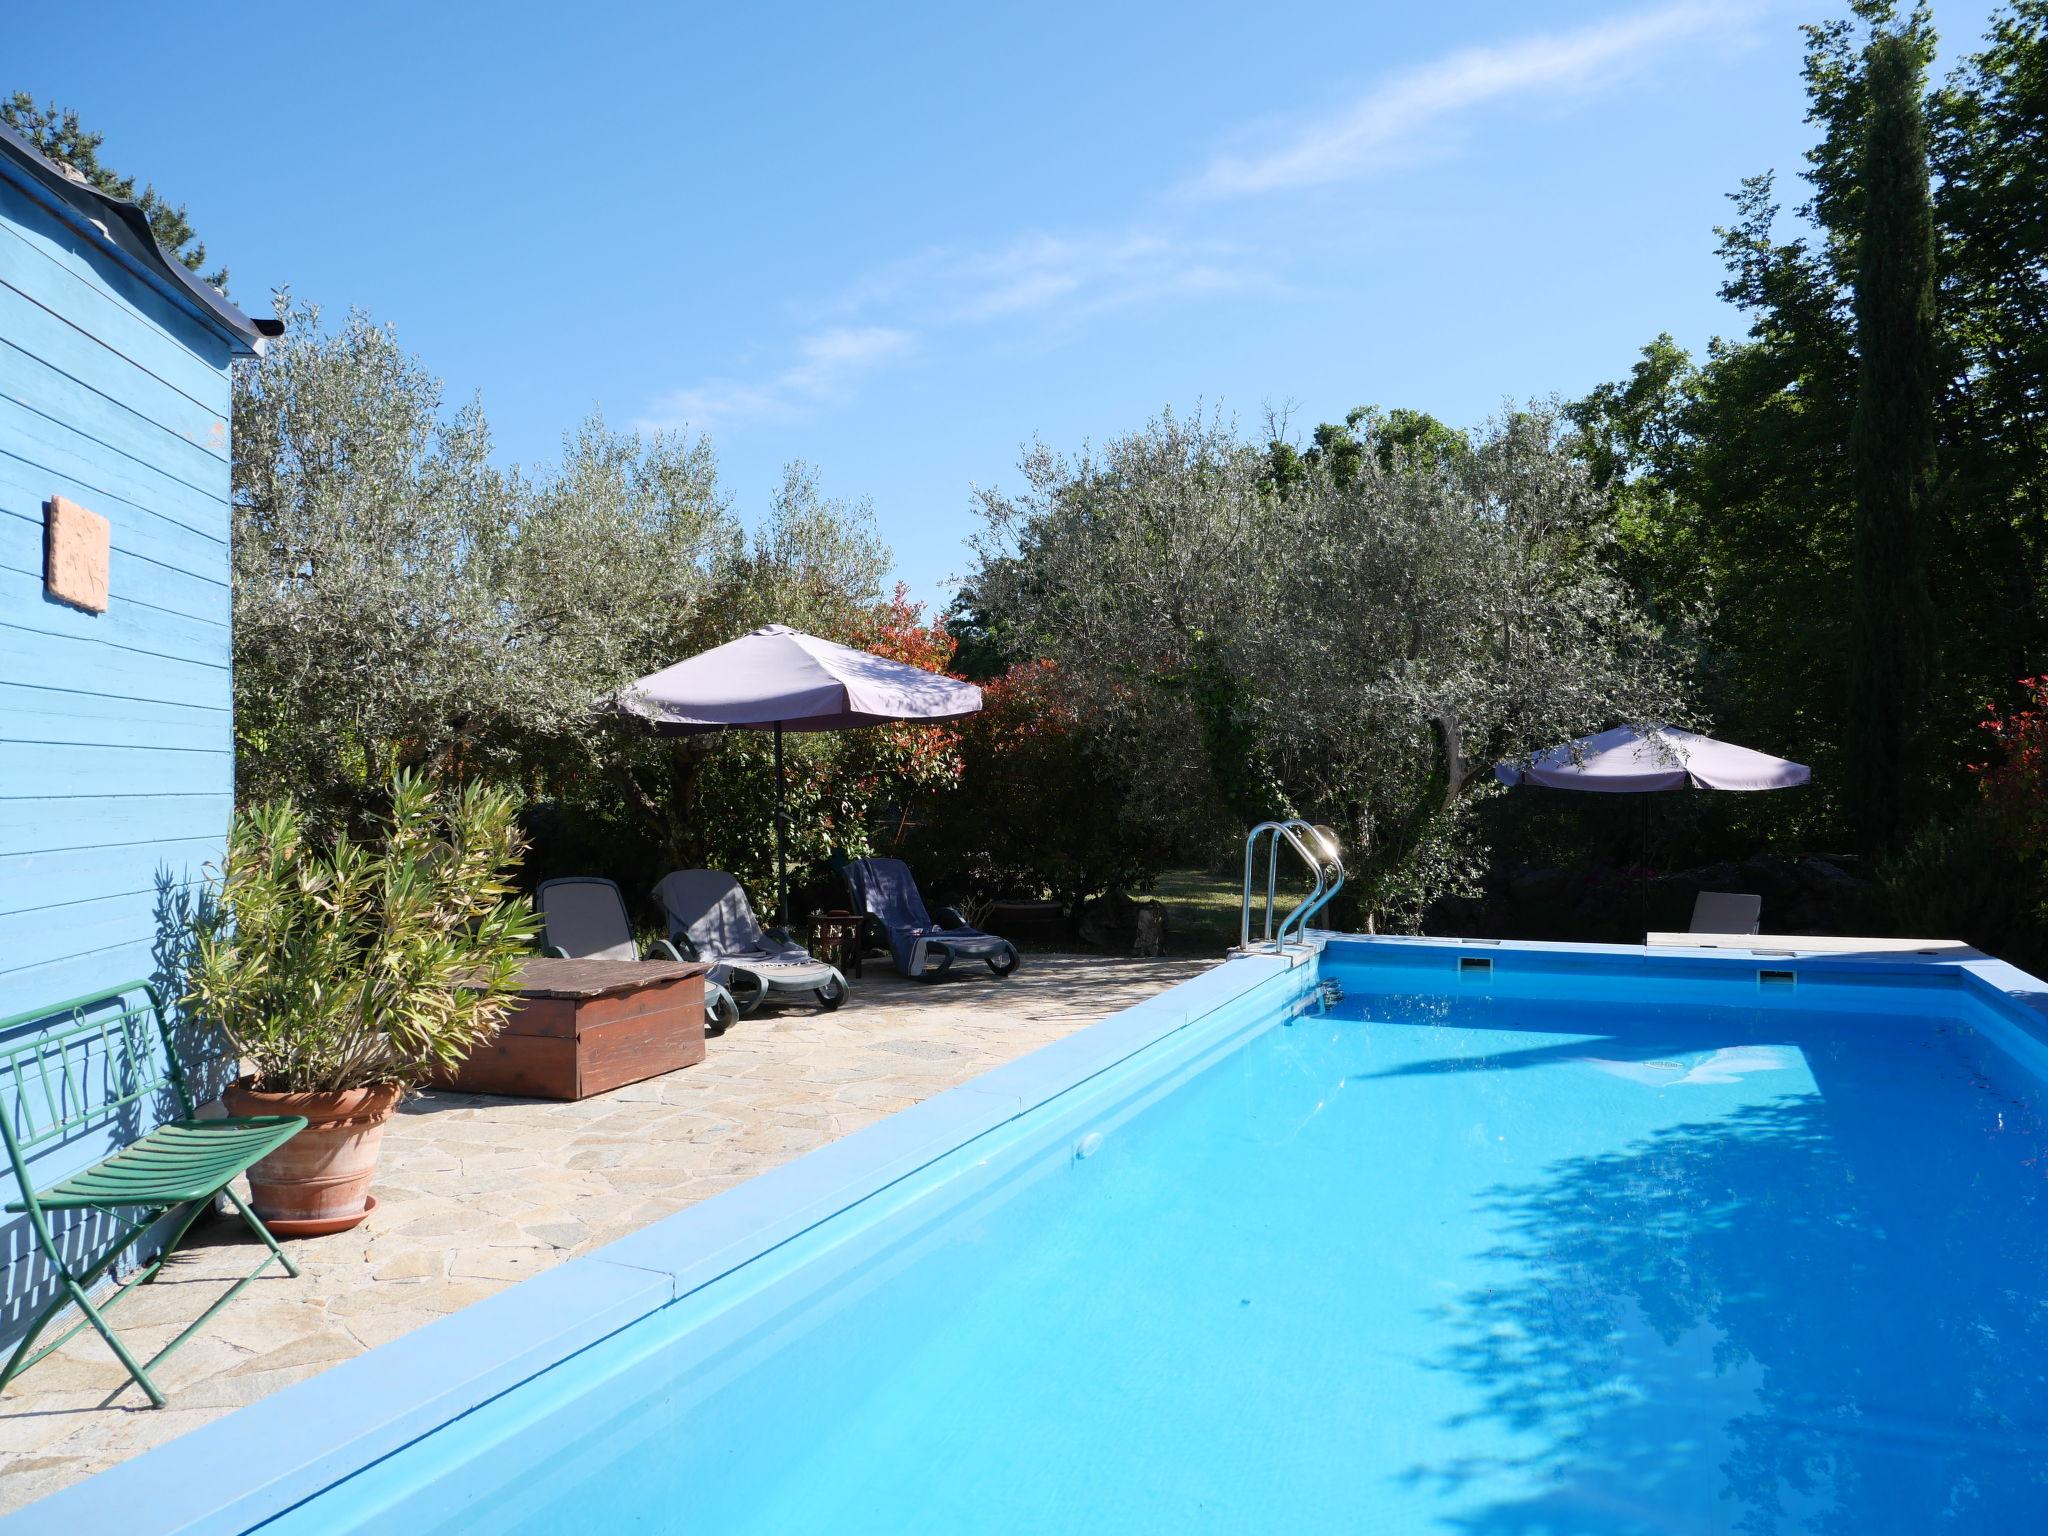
[841,857,1020,981]
[653,869,848,1017]
[537,875,740,1033]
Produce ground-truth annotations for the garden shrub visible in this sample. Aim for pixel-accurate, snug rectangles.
[904,659,1162,921]
[1861,680,2048,970]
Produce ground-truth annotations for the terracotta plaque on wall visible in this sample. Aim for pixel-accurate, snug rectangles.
[44,495,110,613]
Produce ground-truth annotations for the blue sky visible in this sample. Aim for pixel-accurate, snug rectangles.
[8,1,2001,605]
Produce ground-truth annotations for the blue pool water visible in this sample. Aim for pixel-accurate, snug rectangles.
[277,955,2048,1534]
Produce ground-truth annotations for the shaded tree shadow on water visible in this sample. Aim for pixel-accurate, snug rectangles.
[1412,1089,2048,1536]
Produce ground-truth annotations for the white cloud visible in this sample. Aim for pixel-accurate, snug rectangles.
[643,3,1754,430]
[647,230,1271,434]
[832,229,1274,329]
[1192,2,1753,198]
[636,325,913,432]
[780,325,915,390]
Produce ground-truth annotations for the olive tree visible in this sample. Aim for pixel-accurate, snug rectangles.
[234,301,740,817]
[968,405,1686,928]
[232,299,526,818]
[232,298,914,918]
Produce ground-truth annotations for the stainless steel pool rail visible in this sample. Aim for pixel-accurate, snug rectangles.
[1239,820,1346,954]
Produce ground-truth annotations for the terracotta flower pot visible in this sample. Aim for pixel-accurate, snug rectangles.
[222,1078,404,1237]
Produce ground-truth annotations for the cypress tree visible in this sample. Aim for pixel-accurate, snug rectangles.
[1847,31,1939,852]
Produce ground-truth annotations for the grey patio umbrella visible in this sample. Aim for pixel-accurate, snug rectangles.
[1494,725,1810,793]
[604,625,983,927]
[1494,724,1810,922]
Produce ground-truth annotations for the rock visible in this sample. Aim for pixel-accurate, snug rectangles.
[1131,901,1166,957]
[1077,891,1137,949]
[1799,857,1859,890]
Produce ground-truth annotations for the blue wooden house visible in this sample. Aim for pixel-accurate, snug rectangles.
[0,121,277,1345]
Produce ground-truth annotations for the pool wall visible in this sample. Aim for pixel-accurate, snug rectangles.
[1320,934,2048,1086]
[17,934,2048,1534]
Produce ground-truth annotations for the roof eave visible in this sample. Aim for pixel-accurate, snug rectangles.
[0,119,278,355]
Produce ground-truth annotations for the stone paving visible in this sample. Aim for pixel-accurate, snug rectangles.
[0,951,1211,1517]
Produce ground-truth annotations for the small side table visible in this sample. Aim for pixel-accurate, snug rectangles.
[808,910,865,979]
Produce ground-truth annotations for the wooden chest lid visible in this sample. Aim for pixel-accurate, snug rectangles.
[508,956,710,999]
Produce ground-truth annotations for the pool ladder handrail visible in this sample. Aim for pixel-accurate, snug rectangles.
[1239,820,1346,954]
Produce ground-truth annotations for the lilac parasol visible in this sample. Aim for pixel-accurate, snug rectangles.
[604,626,982,926]
[607,625,982,735]
[1494,725,1810,794]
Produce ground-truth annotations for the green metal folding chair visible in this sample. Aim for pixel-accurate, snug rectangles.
[0,982,306,1406]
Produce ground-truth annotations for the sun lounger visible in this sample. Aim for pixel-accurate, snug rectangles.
[1690,890,1763,935]
[841,857,1019,981]
[652,869,847,1015]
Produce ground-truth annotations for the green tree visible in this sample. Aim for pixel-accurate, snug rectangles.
[1847,29,1940,850]
[1931,1,2048,685]
[1264,404,1466,492]
[971,406,1683,930]
[1566,2,2013,856]
[231,297,527,818]
[1,93,225,289]
[231,298,925,923]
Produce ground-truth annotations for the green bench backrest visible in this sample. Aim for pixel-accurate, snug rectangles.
[0,984,191,1172]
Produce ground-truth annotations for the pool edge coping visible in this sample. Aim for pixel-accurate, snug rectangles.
[8,950,1312,1536]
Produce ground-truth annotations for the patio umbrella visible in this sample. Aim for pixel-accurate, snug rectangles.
[1494,725,1810,923]
[1494,725,1810,794]
[604,625,983,928]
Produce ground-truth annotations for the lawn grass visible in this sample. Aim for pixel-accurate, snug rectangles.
[1149,864,1325,954]
[1149,867,1244,954]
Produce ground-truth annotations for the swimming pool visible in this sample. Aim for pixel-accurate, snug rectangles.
[28,938,2048,1534]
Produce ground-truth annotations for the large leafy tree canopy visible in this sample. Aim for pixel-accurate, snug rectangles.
[231,299,925,915]
[965,407,1684,928]
[232,298,738,806]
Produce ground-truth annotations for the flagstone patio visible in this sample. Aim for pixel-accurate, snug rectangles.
[0,951,1212,1517]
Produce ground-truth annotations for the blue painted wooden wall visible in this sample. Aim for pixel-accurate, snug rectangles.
[0,164,247,1342]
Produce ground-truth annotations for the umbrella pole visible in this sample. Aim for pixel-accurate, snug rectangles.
[774,722,790,932]
[1641,793,1652,936]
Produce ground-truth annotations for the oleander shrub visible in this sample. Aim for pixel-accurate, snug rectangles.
[185,772,538,1092]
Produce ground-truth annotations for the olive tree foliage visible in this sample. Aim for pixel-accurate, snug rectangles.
[968,406,1686,928]
[499,412,736,732]
[233,299,519,814]
[232,299,903,916]
[232,298,733,823]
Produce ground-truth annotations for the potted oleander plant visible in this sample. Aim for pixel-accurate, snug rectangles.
[186,771,538,1236]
